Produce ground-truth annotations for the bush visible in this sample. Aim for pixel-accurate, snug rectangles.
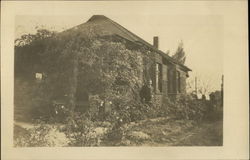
[64,112,101,146]
[97,95,199,124]
[104,99,153,123]
[103,119,124,145]
[162,95,209,121]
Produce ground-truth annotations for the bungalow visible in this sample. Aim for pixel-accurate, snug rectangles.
[15,15,192,116]
[78,15,192,105]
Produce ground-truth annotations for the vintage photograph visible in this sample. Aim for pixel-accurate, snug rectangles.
[13,14,224,147]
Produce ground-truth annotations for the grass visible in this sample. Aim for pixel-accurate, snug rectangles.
[14,116,223,147]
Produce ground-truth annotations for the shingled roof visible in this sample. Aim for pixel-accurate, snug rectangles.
[63,15,191,71]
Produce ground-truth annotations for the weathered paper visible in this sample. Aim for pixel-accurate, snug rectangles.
[1,1,248,159]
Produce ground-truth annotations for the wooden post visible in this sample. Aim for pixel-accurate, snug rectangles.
[221,75,224,105]
[155,63,159,93]
[195,76,197,96]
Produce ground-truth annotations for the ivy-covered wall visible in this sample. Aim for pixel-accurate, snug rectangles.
[14,28,189,120]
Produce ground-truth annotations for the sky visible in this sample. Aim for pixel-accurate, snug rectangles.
[15,2,224,93]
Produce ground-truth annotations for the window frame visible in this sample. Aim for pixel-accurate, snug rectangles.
[156,63,163,93]
[177,71,181,93]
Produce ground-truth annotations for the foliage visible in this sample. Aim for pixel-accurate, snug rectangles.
[15,27,145,114]
[64,112,101,146]
[161,95,209,121]
[76,39,143,100]
[207,91,223,121]
[102,98,161,124]
[103,119,124,145]
[15,29,57,47]
[172,41,186,64]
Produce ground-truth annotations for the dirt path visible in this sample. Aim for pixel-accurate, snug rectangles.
[121,118,223,146]
[175,120,223,146]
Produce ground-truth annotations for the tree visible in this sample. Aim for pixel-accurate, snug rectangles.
[172,41,186,64]
[14,28,57,78]
[15,26,145,115]
[186,75,217,98]
[15,29,56,47]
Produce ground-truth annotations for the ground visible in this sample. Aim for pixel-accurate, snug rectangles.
[120,118,222,146]
[14,117,223,147]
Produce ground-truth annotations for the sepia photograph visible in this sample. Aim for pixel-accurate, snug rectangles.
[1,1,248,160]
[13,14,223,147]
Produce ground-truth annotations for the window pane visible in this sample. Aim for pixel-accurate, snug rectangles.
[158,63,162,92]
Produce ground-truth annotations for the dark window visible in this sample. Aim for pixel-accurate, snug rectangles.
[177,71,181,93]
[167,68,172,93]
[156,63,162,92]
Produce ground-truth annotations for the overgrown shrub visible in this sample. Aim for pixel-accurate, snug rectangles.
[64,112,101,146]
[161,95,209,121]
[15,27,147,122]
[103,118,124,145]
[208,91,223,121]
[103,99,156,123]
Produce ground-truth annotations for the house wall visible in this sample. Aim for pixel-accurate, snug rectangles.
[147,54,188,106]
[162,64,168,96]
[118,37,189,106]
[176,66,188,94]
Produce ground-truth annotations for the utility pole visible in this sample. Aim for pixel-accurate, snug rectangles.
[195,76,198,96]
[221,75,224,105]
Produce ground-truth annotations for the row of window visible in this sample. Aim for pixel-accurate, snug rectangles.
[155,63,182,94]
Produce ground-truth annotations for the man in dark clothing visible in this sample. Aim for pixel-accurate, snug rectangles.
[140,80,153,103]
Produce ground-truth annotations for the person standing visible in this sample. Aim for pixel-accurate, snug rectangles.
[140,80,153,103]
